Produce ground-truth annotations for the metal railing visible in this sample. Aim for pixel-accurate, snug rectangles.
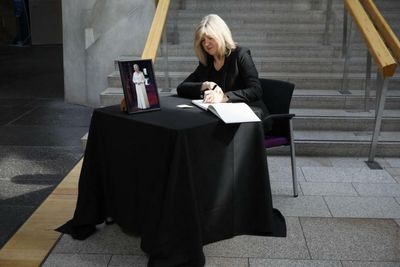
[323,0,333,45]
[341,0,398,166]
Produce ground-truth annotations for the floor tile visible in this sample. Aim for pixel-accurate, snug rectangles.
[268,156,331,167]
[385,168,400,183]
[374,158,393,168]
[270,182,302,196]
[0,125,88,146]
[108,255,147,267]
[205,257,249,267]
[300,182,358,196]
[300,217,400,261]
[324,196,400,218]
[301,167,396,183]
[327,157,368,168]
[0,158,77,178]
[0,146,83,161]
[0,98,36,107]
[297,156,332,167]
[0,179,55,206]
[52,224,144,255]
[0,205,35,247]
[0,106,35,126]
[385,158,400,168]
[353,183,400,197]
[42,253,111,267]
[250,258,342,267]
[268,166,305,182]
[341,261,400,267]
[204,217,310,259]
[11,105,92,127]
[273,196,331,217]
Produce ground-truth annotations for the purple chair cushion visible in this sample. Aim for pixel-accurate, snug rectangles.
[264,136,289,148]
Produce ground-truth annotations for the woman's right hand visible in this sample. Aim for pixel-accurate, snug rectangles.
[201,81,217,92]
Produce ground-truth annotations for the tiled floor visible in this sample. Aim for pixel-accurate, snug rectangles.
[0,45,93,248]
[42,156,400,267]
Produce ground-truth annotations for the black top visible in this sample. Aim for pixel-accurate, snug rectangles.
[177,46,270,124]
[208,64,226,90]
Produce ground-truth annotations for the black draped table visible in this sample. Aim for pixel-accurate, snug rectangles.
[57,96,286,267]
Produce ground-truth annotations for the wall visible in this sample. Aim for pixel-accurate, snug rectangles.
[30,0,62,44]
[0,0,16,44]
[62,0,154,106]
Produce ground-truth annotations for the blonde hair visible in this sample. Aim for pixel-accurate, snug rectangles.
[194,14,236,65]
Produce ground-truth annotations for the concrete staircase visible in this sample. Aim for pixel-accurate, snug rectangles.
[100,0,400,157]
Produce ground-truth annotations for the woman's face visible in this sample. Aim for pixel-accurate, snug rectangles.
[134,64,139,71]
[201,35,217,56]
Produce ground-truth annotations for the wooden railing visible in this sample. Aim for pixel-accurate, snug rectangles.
[141,0,171,63]
[343,0,399,165]
[361,0,400,64]
[344,0,397,77]
[121,0,170,109]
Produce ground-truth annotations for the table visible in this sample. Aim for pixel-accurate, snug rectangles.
[57,96,286,267]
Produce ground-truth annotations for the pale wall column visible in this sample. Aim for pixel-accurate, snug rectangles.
[62,0,154,106]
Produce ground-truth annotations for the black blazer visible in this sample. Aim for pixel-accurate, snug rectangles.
[177,46,270,122]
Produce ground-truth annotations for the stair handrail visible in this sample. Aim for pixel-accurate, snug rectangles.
[342,0,398,166]
[344,0,396,77]
[361,0,400,64]
[141,0,171,63]
[121,0,170,110]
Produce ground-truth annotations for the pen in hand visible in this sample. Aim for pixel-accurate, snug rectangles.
[201,84,218,100]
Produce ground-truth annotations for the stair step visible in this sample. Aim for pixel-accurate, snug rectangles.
[153,56,371,73]
[289,130,400,157]
[181,1,327,12]
[292,109,400,131]
[286,139,400,157]
[101,87,400,109]
[162,44,368,57]
[107,70,400,91]
[177,32,344,44]
[173,11,327,23]
[168,23,328,32]
[291,94,400,110]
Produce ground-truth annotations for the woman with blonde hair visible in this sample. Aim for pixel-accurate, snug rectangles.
[177,14,270,126]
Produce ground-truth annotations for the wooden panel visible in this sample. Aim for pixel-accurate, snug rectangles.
[0,159,82,267]
[361,0,400,63]
[141,0,171,63]
[345,0,397,77]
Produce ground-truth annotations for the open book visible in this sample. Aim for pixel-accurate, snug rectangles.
[192,100,261,124]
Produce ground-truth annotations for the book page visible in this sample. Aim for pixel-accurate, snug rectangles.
[208,103,261,123]
[192,100,260,124]
[191,99,210,110]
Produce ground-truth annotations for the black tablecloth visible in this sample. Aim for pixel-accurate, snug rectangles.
[57,96,286,267]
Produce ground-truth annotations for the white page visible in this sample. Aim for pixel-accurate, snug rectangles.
[191,100,260,124]
[191,99,210,110]
[209,103,261,123]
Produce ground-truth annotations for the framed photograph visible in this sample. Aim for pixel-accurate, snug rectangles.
[117,59,161,114]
